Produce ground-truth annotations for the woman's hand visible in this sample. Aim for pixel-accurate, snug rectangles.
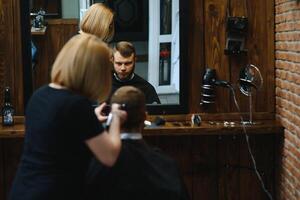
[88,103,127,167]
[95,103,127,124]
[94,102,109,123]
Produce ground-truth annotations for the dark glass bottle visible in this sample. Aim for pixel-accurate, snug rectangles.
[2,87,14,126]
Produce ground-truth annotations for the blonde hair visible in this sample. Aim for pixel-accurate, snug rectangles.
[80,3,114,42]
[51,34,112,102]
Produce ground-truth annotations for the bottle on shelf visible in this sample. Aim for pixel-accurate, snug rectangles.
[2,87,14,126]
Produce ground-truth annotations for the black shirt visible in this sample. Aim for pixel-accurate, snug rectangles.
[110,73,161,104]
[9,85,104,200]
[86,138,190,200]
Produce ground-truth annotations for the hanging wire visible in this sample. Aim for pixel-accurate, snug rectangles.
[226,84,273,200]
[223,0,271,197]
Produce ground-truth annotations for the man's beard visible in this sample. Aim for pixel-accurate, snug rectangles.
[115,65,135,82]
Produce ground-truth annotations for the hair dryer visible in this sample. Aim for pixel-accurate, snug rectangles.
[200,68,231,105]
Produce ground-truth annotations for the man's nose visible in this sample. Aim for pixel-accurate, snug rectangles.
[120,64,126,70]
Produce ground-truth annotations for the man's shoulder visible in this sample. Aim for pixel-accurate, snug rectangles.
[133,74,148,83]
[132,74,160,104]
[133,74,155,88]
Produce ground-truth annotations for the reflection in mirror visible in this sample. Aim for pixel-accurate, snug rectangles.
[30,0,62,18]
[25,0,188,114]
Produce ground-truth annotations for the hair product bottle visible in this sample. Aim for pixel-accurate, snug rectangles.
[2,87,14,126]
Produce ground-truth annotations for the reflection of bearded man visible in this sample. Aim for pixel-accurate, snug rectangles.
[110,41,161,104]
[113,48,135,81]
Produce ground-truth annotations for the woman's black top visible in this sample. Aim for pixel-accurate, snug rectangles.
[9,85,104,200]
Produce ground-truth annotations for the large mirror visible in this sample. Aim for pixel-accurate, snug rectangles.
[23,0,188,114]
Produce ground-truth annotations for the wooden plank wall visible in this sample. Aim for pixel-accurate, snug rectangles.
[188,0,275,119]
[2,138,23,198]
[0,0,24,114]
[145,134,277,200]
[0,141,4,200]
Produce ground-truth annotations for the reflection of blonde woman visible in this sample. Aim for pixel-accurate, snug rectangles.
[9,34,126,200]
[80,3,115,123]
[80,3,114,42]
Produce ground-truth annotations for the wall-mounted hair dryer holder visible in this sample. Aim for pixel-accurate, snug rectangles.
[200,68,238,126]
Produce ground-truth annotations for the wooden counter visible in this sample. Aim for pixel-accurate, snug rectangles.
[0,124,26,138]
[0,119,284,200]
[0,119,283,138]
[143,120,283,136]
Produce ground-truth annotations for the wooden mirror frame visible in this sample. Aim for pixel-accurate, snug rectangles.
[21,1,33,109]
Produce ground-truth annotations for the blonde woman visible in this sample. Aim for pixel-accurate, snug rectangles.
[9,34,126,200]
[80,3,114,43]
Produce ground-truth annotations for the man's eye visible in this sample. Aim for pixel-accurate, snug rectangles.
[115,62,132,66]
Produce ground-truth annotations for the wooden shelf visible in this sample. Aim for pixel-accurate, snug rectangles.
[31,26,47,35]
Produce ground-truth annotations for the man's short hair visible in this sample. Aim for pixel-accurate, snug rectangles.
[113,41,136,58]
[110,86,145,130]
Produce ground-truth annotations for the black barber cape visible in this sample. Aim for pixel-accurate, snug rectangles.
[85,135,190,200]
[110,73,161,104]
